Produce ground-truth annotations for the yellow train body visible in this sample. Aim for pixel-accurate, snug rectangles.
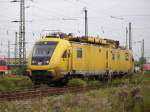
[27,36,134,83]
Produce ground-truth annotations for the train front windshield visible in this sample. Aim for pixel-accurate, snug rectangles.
[32,42,57,65]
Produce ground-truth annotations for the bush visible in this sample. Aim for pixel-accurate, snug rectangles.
[10,67,27,75]
[0,75,33,92]
[16,67,25,75]
[67,78,87,87]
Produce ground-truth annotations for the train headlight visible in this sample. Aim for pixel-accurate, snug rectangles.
[44,60,49,64]
[32,60,36,64]
[45,60,49,64]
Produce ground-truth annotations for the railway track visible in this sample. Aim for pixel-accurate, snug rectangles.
[0,86,99,102]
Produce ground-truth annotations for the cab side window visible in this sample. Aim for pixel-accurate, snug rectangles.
[62,50,71,58]
[77,48,82,58]
[62,50,67,58]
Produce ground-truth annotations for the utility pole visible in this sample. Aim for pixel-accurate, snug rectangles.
[129,22,132,50]
[14,32,18,65]
[126,27,128,49]
[19,0,26,66]
[141,39,145,60]
[84,8,88,38]
[8,41,10,65]
[140,39,145,70]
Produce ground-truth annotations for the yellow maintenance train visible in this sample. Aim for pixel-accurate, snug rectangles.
[27,33,134,84]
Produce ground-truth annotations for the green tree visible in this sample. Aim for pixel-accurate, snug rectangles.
[139,57,147,65]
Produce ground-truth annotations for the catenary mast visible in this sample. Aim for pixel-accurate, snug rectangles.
[19,0,26,65]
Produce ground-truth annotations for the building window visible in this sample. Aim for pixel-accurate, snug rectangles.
[77,48,82,58]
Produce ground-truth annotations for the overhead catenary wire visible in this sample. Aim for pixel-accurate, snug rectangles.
[0,0,150,59]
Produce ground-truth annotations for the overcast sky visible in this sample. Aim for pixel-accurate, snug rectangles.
[0,0,150,60]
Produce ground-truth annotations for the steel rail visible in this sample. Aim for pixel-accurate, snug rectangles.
[0,86,99,102]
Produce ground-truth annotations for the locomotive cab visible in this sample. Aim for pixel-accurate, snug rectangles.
[28,38,71,84]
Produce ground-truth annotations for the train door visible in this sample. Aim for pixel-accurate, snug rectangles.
[106,49,109,70]
[61,48,71,71]
[106,48,112,76]
[71,44,84,72]
[67,47,72,71]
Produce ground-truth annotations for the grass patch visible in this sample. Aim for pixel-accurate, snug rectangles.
[67,78,87,87]
[86,80,102,86]
[0,73,150,112]
[144,71,150,75]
